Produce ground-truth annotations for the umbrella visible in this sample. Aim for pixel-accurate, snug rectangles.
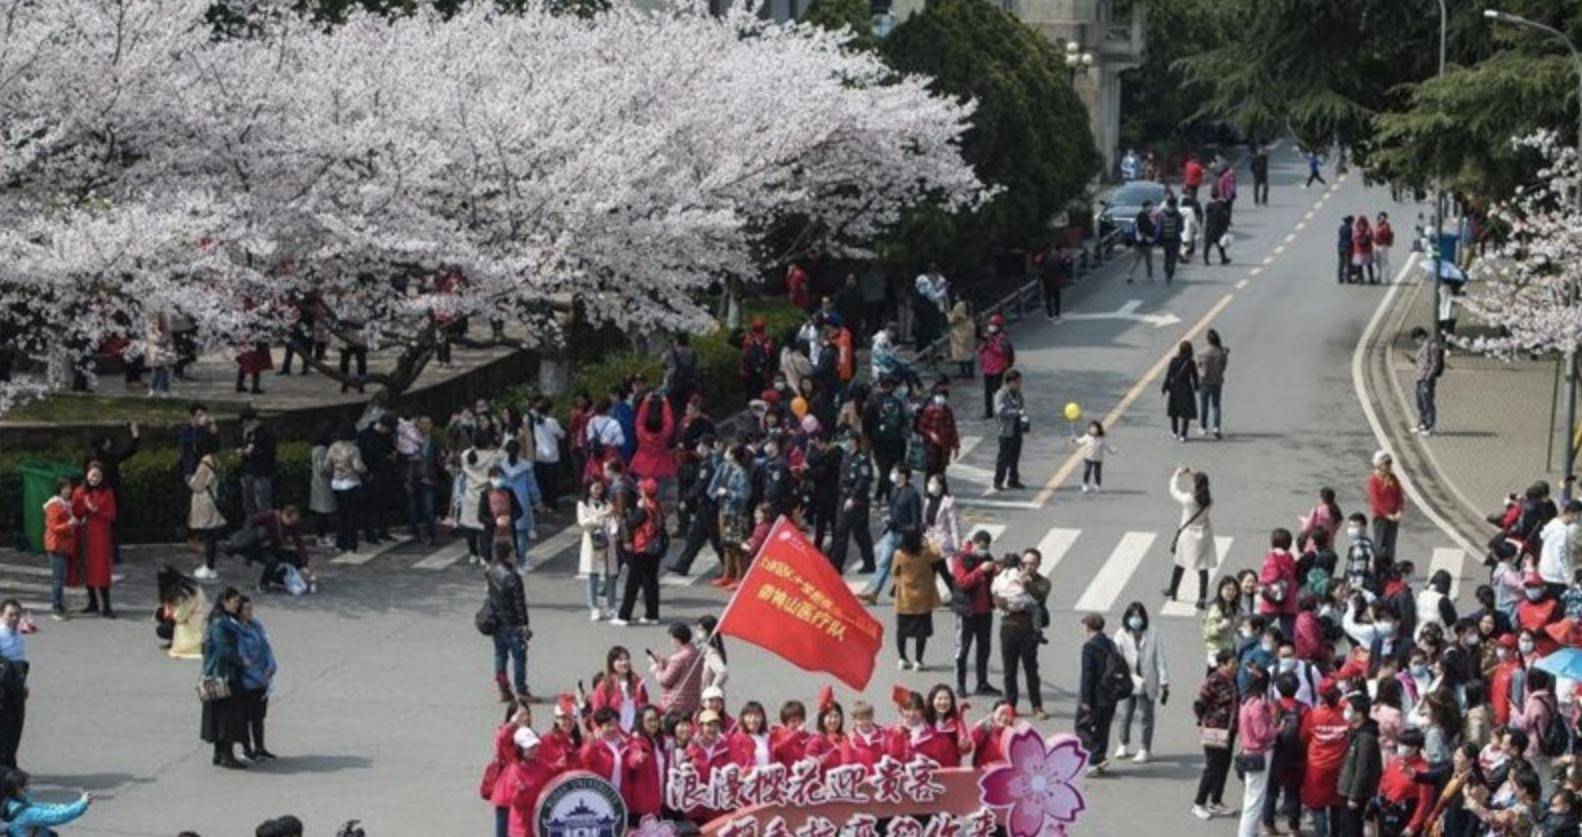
[1419,258,1466,283]
[1536,646,1582,682]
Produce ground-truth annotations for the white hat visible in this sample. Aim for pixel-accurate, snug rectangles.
[701,685,725,702]
[513,727,541,750]
[1372,449,1392,467]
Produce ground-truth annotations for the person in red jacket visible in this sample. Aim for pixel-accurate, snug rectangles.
[970,701,1016,767]
[916,381,960,480]
[771,701,812,767]
[623,706,666,822]
[629,394,677,487]
[1489,633,1523,727]
[975,314,1015,419]
[579,708,628,789]
[787,263,812,310]
[1373,728,1434,836]
[1292,593,1332,667]
[1183,154,1205,200]
[685,710,735,823]
[887,690,969,766]
[841,701,886,771]
[1299,683,1350,832]
[1367,450,1404,562]
[728,700,773,769]
[804,699,847,772]
[698,686,735,737]
[589,646,649,733]
[1518,573,1563,656]
[506,727,560,837]
[71,463,118,617]
[42,477,79,620]
[1257,528,1300,638]
[486,703,532,837]
[950,531,1001,697]
[541,696,584,773]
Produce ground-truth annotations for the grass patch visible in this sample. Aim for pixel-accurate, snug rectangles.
[4,393,248,426]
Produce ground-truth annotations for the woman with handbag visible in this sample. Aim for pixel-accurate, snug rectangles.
[579,480,619,622]
[187,436,228,581]
[1163,466,1217,610]
[1192,649,1239,820]
[1234,663,1275,837]
[199,587,248,769]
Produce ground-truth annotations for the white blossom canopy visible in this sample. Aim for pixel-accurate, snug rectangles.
[0,0,985,411]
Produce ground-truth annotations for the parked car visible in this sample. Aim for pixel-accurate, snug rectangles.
[1098,180,1166,244]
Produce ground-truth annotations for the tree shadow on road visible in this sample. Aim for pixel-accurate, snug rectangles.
[247,754,373,775]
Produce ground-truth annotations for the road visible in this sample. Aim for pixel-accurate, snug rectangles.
[10,148,1457,835]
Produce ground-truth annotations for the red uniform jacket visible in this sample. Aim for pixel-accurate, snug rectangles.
[770,726,811,768]
[804,733,847,771]
[841,728,887,770]
[1257,549,1300,617]
[1519,598,1563,656]
[971,724,1009,767]
[1377,753,1434,833]
[488,724,520,808]
[579,736,628,787]
[506,757,559,837]
[540,728,582,774]
[727,730,772,770]
[1367,473,1403,519]
[589,677,650,731]
[950,553,995,617]
[622,733,666,818]
[1299,704,1350,810]
[887,721,966,768]
[684,738,736,822]
[1490,660,1522,727]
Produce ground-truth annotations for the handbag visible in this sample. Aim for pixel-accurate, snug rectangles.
[197,675,231,702]
[475,600,500,636]
[1200,727,1230,749]
[1234,751,1266,773]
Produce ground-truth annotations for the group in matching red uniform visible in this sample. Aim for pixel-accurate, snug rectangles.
[478,685,1023,837]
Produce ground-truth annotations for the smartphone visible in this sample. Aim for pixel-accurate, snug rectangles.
[645,648,657,660]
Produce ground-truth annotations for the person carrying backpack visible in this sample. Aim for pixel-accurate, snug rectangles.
[1263,671,1307,835]
[1078,613,1132,776]
[1519,668,1568,758]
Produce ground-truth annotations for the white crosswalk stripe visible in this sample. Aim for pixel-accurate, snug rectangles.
[1159,536,1235,617]
[1073,531,1157,613]
[412,540,469,570]
[331,536,412,565]
[1032,528,1080,579]
[1430,547,1466,598]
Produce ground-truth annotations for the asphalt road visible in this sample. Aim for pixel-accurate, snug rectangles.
[13,148,1458,836]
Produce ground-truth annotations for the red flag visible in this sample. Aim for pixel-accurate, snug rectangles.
[717,517,885,690]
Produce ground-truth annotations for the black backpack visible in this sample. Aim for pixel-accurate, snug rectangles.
[1539,694,1570,757]
[874,397,904,443]
[1097,639,1134,705]
[1273,703,1306,762]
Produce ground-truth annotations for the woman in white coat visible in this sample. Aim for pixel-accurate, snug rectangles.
[1113,601,1168,764]
[923,474,961,555]
[1163,466,1217,610]
[458,431,503,565]
[578,480,619,621]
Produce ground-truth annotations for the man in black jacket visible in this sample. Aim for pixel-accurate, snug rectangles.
[356,415,399,544]
[1337,692,1381,837]
[669,437,724,577]
[859,464,920,605]
[238,408,276,517]
[1078,613,1121,775]
[828,435,875,574]
[485,541,531,702]
[804,432,842,552]
[863,377,907,504]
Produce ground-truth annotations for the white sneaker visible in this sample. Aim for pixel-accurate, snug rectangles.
[1208,803,1234,817]
[637,617,658,626]
[1192,805,1213,821]
[1080,483,1091,494]
[609,618,629,627]
[1113,744,1129,759]
[193,566,215,580]
[898,659,909,671]
[589,609,602,622]
[1133,748,1149,764]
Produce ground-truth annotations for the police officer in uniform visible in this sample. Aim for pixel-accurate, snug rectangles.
[828,433,875,573]
[668,435,724,577]
[863,376,907,505]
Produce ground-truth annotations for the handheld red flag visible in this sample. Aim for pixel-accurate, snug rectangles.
[717,516,885,690]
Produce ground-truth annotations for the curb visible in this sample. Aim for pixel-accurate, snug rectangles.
[1355,256,1487,558]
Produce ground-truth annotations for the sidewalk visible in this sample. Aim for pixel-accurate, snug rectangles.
[1364,263,1571,548]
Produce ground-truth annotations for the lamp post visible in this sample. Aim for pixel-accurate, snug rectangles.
[1484,7,1582,477]
[1064,41,1094,85]
[1430,0,1447,348]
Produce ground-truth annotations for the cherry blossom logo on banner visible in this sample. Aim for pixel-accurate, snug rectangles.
[977,731,1089,837]
[631,815,678,837]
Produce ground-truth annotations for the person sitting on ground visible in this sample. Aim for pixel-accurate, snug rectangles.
[156,565,209,659]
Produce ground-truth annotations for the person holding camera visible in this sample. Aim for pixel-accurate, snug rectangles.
[992,370,1028,492]
[993,549,1050,720]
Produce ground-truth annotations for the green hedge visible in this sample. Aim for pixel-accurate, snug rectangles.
[1,442,314,548]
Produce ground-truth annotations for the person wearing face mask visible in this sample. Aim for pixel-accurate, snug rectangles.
[859,464,921,606]
[916,380,960,481]
[1438,618,1481,695]
[1260,672,1307,835]
[976,313,1015,420]
[948,528,998,696]
[926,476,963,555]
[1236,621,1277,696]
[1270,641,1318,708]
[1372,727,1434,837]
[1363,604,1412,677]
[1343,513,1378,593]
[1337,692,1382,837]
[1414,570,1459,643]
[478,466,524,570]
[1234,664,1276,837]
[1517,573,1563,656]
[1515,668,1563,759]
[1300,684,1352,835]
[1113,602,1168,765]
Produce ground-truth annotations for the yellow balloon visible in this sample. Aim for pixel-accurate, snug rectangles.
[791,397,809,419]
[1063,402,1082,422]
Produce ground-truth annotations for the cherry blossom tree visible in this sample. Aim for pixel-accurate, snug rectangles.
[0,0,985,411]
[1456,132,1582,359]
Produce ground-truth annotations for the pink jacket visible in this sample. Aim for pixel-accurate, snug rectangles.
[1238,697,1275,756]
[654,644,703,718]
[630,399,677,481]
[1515,690,1557,758]
[1258,549,1300,616]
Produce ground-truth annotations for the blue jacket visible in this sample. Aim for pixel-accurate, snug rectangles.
[497,458,540,532]
[612,401,638,462]
[5,794,89,835]
[202,615,243,685]
[237,619,276,692]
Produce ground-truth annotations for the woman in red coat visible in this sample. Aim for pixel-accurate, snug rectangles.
[1298,686,1350,817]
[803,701,847,772]
[629,394,676,484]
[685,710,735,823]
[770,700,811,767]
[589,647,649,733]
[841,701,886,771]
[622,706,666,822]
[727,701,773,769]
[506,729,560,837]
[918,686,973,767]
[970,701,1016,767]
[71,462,118,618]
[541,698,584,773]
[579,708,628,787]
[887,690,969,766]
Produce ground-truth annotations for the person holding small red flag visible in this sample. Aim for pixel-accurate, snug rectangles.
[771,701,812,767]
[579,708,628,790]
[804,695,847,772]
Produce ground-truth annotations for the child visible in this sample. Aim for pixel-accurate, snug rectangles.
[991,552,1049,644]
[42,478,78,620]
[1071,421,1116,494]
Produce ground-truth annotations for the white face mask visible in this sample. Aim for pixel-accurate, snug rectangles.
[1260,640,1276,654]
[1278,658,1296,673]
[1396,744,1413,757]
[1127,616,1145,632]
[1410,664,1429,679]
[1497,647,1511,661]
[890,471,902,486]
[1239,626,1255,639]
[1464,635,1480,648]
[1347,527,1363,540]
[933,395,947,405]
[1343,707,1357,724]
[1520,639,1536,654]
[1527,589,1544,601]
[927,483,942,497]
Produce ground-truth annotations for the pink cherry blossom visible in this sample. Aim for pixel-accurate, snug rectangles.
[631,815,678,837]
[977,729,1088,837]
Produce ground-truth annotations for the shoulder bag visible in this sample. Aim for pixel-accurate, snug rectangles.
[197,675,231,702]
[1200,727,1230,749]
[1169,506,1207,555]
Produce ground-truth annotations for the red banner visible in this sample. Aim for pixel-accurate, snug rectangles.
[717,517,884,690]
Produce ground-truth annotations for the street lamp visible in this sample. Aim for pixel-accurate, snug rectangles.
[1430,0,1447,350]
[1064,41,1094,85]
[1484,7,1582,476]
